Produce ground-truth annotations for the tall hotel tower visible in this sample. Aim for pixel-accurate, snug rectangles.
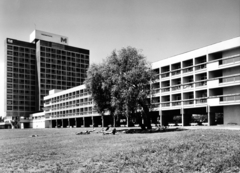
[4,30,89,121]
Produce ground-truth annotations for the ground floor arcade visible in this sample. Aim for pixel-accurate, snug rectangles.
[18,105,240,129]
[159,105,240,126]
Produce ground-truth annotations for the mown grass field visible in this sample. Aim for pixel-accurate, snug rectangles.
[0,128,240,173]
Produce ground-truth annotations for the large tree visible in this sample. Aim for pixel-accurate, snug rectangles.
[85,47,156,129]
[84,63,112,129]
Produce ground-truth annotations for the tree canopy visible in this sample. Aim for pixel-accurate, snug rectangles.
[85,47,156,129]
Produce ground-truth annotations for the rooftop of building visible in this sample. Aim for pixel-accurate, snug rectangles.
[152,36,240,68]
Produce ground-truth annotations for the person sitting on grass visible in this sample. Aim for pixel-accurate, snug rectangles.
[103,128,117,135]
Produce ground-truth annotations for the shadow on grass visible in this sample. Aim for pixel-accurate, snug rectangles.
[117,127,187,134]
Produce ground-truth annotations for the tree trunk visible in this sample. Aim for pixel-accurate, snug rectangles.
[139,112,145,130]
[101,113,104,131]
[113,116,116,127]
[126,116,129,127]
[138,101,152,129]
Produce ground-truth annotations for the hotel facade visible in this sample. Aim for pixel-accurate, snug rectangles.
[4,30,89,127]
[37,37,240,129]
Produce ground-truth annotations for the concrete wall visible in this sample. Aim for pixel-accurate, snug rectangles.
[33,119,46,128]
[224,105,240,125]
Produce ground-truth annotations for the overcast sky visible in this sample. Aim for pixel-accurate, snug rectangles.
[0,0,239,113]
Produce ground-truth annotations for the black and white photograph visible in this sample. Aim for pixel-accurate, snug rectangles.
[0,0,240,172]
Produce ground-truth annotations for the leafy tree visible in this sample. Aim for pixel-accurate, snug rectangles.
[85,47,156,129]
[84,63,112,129]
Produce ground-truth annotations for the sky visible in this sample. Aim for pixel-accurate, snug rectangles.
[0,0,239,114]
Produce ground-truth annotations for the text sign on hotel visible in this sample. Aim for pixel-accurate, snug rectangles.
[30,30,69,45]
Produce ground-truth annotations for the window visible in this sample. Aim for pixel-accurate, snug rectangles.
[7,89,13,93]
[7,51,13,55]
[7,56,13,61]
[7,73,13,77]
[7,84,13,88]
[7,106,12,110]
[7,62,13,66]
[7,67,13,72]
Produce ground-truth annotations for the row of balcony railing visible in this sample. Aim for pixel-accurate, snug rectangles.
[48,93,90,104]
[152,74,240,95]
[152,82,207,94]
[219,95,240,102]
[160,64,207,78]
[46,111,98,119]
[220,55,240,65]
[152,94,240,107]
[220,75,240,83]
[152,98,207,107]
[45,102,93,111]
[155,54,240,79]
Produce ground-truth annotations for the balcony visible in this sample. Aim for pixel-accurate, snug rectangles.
[172,101,181,106]
[220,55,240,66]
[152,102,160,108]
[195,81,207,87]
[195,64,206,71]
[220,94,240,103]
[161,88,170,93]
[161,73,170,78]
[161,102,170,107]
[183,84,194,90]
[195,98,207,104]
[172,85,181,91]
[183,99,194,105]
[183,67,193,74]
[220,75,240,84]
[171,70,181,76]
[152,88,160,94]
[208,94,240,106]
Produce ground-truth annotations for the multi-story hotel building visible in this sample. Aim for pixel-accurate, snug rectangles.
[151,36,240,126]
[42,86,105,128]
[39,36,240,129]
[4,30,89,125]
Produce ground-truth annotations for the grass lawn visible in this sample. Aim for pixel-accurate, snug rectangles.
[0,128,240,173]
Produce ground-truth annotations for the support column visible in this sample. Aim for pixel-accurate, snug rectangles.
[159,111,163,126]
[208,113,215,126]
[92,116,94,127]
[68,118,70,127]
[49,120,52,128]
[83,117,85,127]
[61,119,63,128]
[207,106,215,126]
[75,118,77,128]
[56,119,58,128]
[208,108,210,126]
[181,109,185,126]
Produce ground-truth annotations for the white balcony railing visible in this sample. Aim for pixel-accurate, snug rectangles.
[183,84,193,89]
[172,101,181,106]
[220,94,240,102]
[195,98,207,104]
[220,75,240,84]
[183,67,193,73]
[195,64,206,71]
[195,81,207,87]
[221,55,240,65]
[172,85,181,91]
[183,100,194,105]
